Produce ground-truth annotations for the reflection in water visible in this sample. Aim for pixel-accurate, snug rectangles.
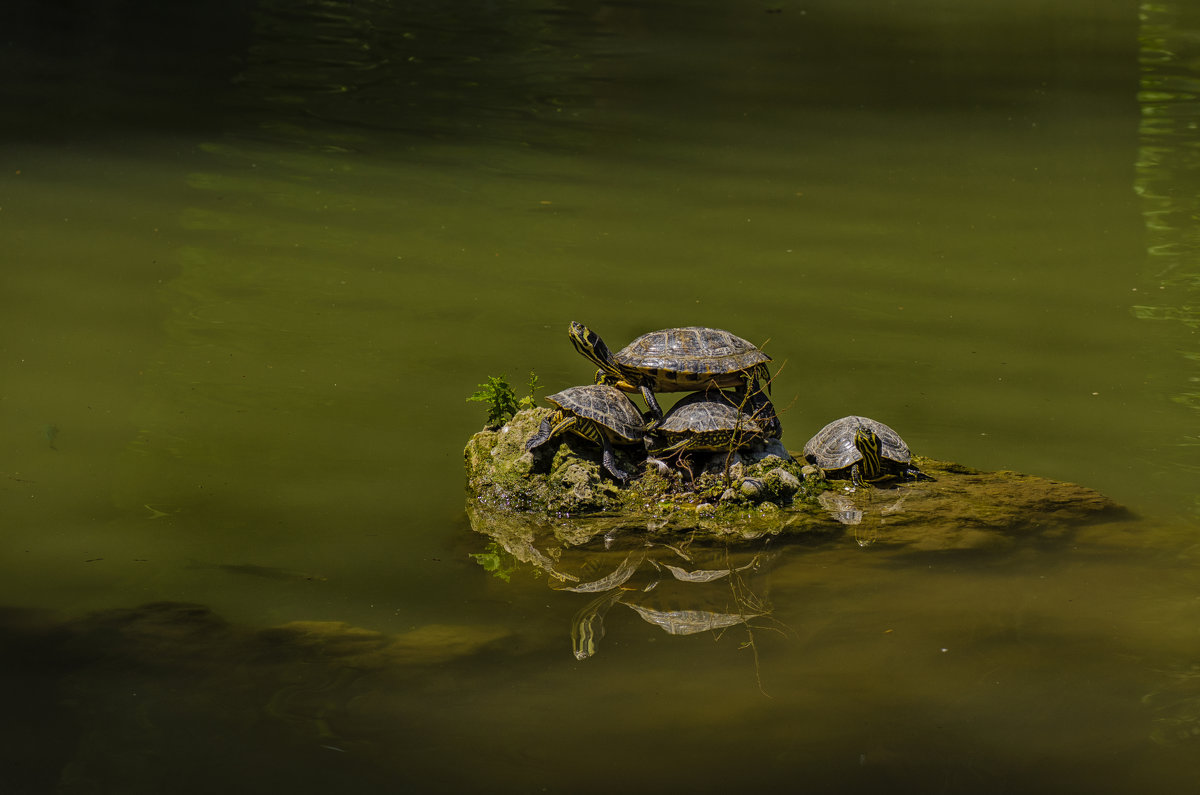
[238,0,602,147]
[624,601,763,636]
[556,548,645,593]
[570,587,625,660]
[475,521,779,661]
[817,489,910,547]
[468,455,1130,663]
[657,556,759,583]
[1135,1,1200,499]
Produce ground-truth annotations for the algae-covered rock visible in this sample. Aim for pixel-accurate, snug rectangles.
[464,408,817,517]
[464,408,629,514]
[464,412,1129,551]
[807,458,1131,551]
[464,408,825,545]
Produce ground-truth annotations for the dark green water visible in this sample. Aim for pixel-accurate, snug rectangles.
[2,0,1199,792]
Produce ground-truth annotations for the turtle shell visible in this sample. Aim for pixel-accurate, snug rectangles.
[615,327,770,392]
[545,385,645,444]
[656,391,766,450]
[803,415,912,472]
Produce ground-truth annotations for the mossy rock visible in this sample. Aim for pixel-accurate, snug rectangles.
[464,408,1130,550]
[808,457,1132,551]
[464,407,821,519]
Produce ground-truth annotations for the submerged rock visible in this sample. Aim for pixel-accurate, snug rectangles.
[464,408,1129,549]
[805,459,1131,551]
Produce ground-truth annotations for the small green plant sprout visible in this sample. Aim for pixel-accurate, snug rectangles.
[467,371,541,427]
[468,375,519,427]
[518,371,542,411]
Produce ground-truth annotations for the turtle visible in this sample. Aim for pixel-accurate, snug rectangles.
[647,389,779,456]
[802,415,932,486]
[525,384,646,482]
[568,322,773,423]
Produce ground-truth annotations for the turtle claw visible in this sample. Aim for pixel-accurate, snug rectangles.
[602,447,630,483]
[525,417,553,451]
[905,467,935,482]
[849,463,865,488]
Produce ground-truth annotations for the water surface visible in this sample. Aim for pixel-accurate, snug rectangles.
[2,0,1199,792]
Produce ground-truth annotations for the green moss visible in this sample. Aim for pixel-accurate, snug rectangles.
[465,410,1125,548]
[464,407,843,545]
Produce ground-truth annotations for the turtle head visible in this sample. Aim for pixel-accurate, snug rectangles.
[853,426,883,480]
[569,322,621,376]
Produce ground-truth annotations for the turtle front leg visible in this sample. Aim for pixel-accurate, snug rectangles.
[902,465,935,482]
[525,417,554,451]
[849,463,864,489]
[599,436,631,483]
[526,412,572,452]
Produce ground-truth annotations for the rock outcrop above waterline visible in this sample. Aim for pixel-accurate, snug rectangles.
[463,408,1129,550]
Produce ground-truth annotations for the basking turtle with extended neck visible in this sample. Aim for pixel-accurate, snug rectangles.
[802,415,932,487]
[567,321,774,425]
[525,384,646,482]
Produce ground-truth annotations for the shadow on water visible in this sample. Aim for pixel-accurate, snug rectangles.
[1,0,1140,145]
[0,601,514,793]
[2,0,611,147]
